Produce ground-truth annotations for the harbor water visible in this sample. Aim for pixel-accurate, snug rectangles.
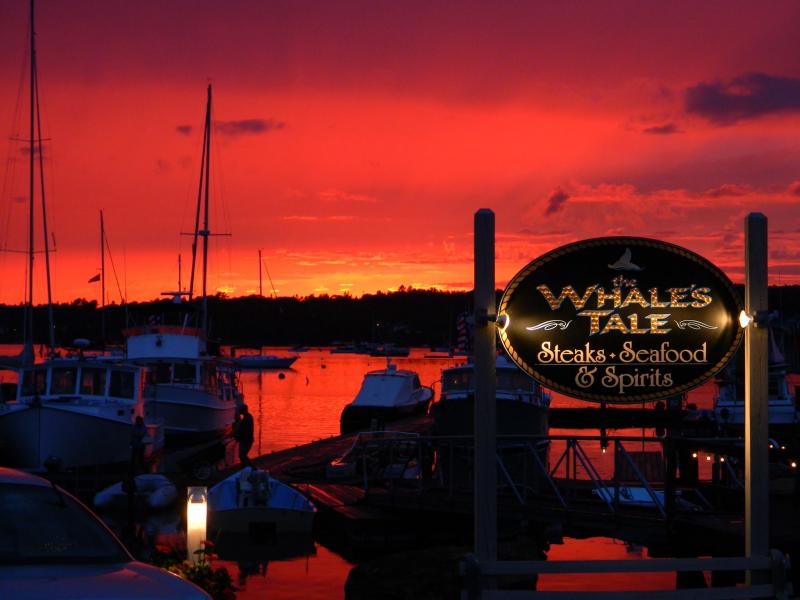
[223,347,719,598]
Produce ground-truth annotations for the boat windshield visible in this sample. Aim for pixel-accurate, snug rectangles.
[80,367,107,396]
[0,484,129,565]
[109,370,135,399]
[20,368,47,397]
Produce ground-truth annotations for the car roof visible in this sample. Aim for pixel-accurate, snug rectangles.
[0,467,51,487]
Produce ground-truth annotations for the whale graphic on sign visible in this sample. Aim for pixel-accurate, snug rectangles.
[608,248,643,271]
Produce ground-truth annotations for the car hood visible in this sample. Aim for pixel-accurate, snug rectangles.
[0,561,211,599]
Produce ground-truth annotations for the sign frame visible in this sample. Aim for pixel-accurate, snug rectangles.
[498,236,744,403]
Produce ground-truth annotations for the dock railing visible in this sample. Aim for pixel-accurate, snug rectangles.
[460,550,792,599]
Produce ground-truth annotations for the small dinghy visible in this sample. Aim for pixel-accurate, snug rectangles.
[208,467,316,537]
[93,473,178,512]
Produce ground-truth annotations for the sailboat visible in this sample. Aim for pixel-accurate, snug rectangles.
[0,0,152,472]
[123,85,242,444]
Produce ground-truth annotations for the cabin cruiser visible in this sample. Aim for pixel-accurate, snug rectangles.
[714,330,799,431]
[339,362,434,434]
[714,363,798,430]
[208,467,316,536]
[124,325,241,444]
[432,354,550,436]
[0,356,156,471]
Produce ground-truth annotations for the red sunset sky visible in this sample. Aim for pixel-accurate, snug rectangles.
[0,0,799,304]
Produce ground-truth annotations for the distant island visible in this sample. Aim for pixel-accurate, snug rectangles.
[1,285,799,370]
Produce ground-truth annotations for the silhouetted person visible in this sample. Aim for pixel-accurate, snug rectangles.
[235,404,255,467]
[130,415,147,474]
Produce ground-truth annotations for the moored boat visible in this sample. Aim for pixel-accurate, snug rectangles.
[0,357,156,471]
[124,324,240,444]
[339,362,434,434]
[232,354,298,369]
[208,467,316,536]
[93,473,178,512]
[432,354,550,436]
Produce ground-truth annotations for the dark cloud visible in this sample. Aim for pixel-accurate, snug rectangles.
[685,72,800,125]
[544,187,569,216]
[214,119,285,137]
[176,125,192,135]
[643,123,680,135]
[701,184,752,197]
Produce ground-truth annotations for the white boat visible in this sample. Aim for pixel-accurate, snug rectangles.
[208,467,316,536]
[0,357,156,471]
[124,324,240,444]
[432,354,550,436]
[124,86,245,444]
[232,354,298,369]
[93,473,178,511]
[339,362,434,434]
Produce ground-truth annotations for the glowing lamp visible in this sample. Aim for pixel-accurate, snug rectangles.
[691,452,698,459]
[186,486,208,563]
[720,457,725,463]
[739,309,770,328]
[706,455,711,461]
[791,461,797,469]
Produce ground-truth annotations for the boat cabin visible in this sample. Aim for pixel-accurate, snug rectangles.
[351,367,424,408]
[17,360,140,405]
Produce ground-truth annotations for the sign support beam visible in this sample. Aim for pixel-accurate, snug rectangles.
[474,208,497,565]
[744,212,769,582]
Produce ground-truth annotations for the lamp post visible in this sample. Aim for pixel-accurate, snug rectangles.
[186,486,208,563]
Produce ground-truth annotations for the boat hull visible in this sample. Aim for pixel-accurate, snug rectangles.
[340,399,430,435]
[210,506,314,536]
[144,384,236,444]
[0,403,133,471]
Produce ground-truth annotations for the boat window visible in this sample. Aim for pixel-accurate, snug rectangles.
[0,483,129,565]
[50,368,77,395]
[173,363,196,384]
[202,365,217,390]
[146,363,171,385]
[21,369,46,397]
[497,371,533,392]
[109,370,135,399]
[443,371,473,391]
[79,368,106,396]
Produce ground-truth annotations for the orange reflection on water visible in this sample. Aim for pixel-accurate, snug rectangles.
[539,537,677,592]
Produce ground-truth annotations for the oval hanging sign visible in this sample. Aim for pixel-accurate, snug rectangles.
[498,237,743,403]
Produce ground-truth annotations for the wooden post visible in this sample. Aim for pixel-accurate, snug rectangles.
[474,208,497,564]
[744,212,769,582]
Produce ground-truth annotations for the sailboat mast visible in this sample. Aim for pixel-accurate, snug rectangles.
[35,45,55,355]
[258,249,263,297]
[201,84,211,335]
[23,0,36,363]
[100,209,106,344]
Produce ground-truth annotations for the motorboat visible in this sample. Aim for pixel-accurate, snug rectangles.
[208,467,315,536]
[232,354,298,370]
[431,354,550,436]
[93,473,178,512]
[339,362,434,434]
[124,324,241,444]
[0,357,159,471]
